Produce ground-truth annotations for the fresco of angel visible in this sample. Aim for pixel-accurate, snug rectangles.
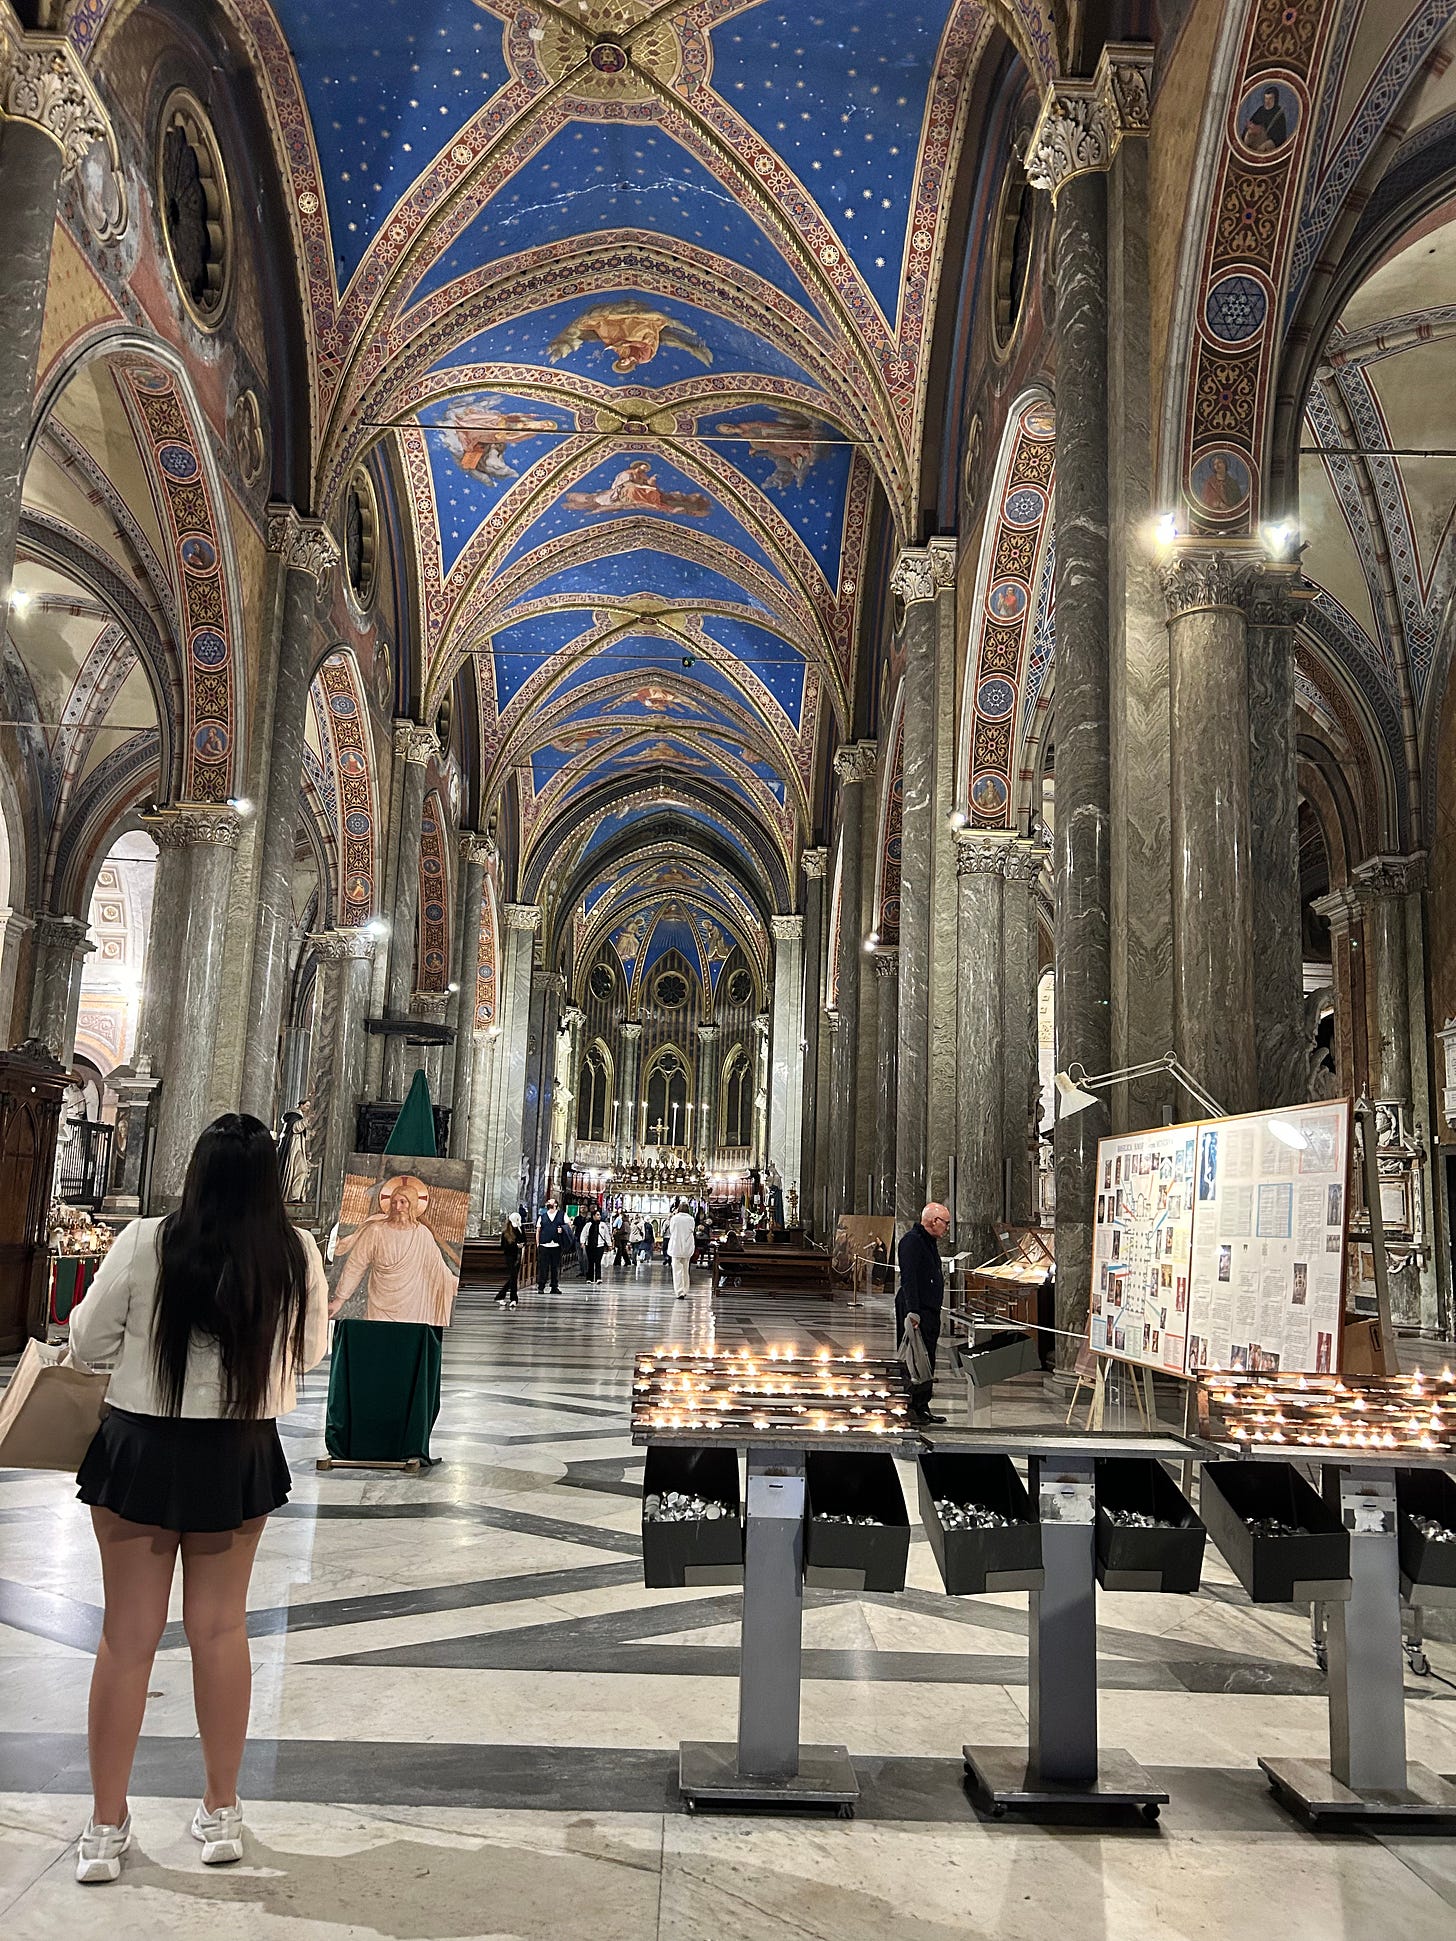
[548,299,713,373]
[714,410,830,489]
[563,460,710,519]
[439,397,560,482]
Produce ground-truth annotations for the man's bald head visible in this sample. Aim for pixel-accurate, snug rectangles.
[921,1202,951,1237]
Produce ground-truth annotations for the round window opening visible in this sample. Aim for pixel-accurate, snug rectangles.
[725,967,753,1006]
[345,472,378,607]
[654,969,689,1009]
[589,961,616,1001]
[158,92,231,329]
[991,157,1035,358]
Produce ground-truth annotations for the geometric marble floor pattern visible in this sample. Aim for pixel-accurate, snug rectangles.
[3,1263,1455,1939]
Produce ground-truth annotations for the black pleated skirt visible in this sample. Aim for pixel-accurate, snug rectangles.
[77,1407,292,1533]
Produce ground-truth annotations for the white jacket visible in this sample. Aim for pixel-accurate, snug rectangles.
[69,1217,330,1419]
[667,1210,698,1260]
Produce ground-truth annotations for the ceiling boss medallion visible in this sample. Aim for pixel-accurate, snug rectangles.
[508,0,701,105]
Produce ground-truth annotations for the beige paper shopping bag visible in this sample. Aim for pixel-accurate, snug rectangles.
[0,1339,109,1470]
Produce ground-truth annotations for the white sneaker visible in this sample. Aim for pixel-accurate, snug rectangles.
[75,1814,131,1884]
[190,1799,244,1865]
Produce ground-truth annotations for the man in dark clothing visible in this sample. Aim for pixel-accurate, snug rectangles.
[896,1201,952,1424]
[537,1197,571,1295]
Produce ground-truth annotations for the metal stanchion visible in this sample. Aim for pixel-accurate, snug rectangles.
[1260,1464,1456,1824]
[679,1447,859,1813]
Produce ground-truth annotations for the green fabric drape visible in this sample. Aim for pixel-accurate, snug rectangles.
[323,1065,445,1462]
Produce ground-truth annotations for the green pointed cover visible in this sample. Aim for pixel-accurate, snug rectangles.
[385,1067,436,1158]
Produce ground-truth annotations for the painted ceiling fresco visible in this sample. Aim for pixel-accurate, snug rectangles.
[267,0,991,939]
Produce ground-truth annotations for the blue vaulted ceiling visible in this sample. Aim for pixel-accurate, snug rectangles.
[271,0,984,930]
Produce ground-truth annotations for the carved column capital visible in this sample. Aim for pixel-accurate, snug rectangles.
[769,914,804,944]
[753,1010,771,1039]
[872,947,900,980]
[0,23,112,178]
[409,990,451,1022]
[141,805,242,850]
[954,829,1016,877]
[532,968,566,998]
[1351,852,1426,900]
[309,926,377,963]
[458,830,497,868]
[833,739,879,784]
[619,1021,644,1042]
[266,508,339,597]
[1159,544,1265,619]
[562,1005,587,1030]
[697,1022,720,1041]
[890,537,957,605]
[1310,887,1362,935]
[1026,44,1152,200]
[801,846,829,880]
[502,902,541,934]
[393,721,438,765]
[1004,837,1051,882]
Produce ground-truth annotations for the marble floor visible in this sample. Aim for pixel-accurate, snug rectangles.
[2,1261,1455,1939]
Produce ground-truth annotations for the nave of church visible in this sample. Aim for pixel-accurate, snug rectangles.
[2,0,1456,1934]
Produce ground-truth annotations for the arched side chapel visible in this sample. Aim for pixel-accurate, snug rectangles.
[0,0,1450,1345]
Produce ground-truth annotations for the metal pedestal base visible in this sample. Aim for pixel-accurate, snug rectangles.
[964,1745,1167,1823]
[680,1740,859,1814]
[1260,1757,1456,1826]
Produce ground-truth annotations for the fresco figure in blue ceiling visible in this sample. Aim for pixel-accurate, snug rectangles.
[548,299,713,373]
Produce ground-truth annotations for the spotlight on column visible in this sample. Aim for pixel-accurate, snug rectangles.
[365,917,390,940]
[226,795,254,816]
[447,980,460,993]
[949,808,967,829]
[1153,512,1179,550]
[1262,522,1302,563]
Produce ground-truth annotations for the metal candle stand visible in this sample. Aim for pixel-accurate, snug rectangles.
[1243,1457,1456,1825]
[677,1447,861,1814]
[945,1430,1175,1823]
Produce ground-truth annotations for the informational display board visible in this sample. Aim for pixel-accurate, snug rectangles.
[1186,1101,1350,1376]
[1089,1125,1199,1371]
[1089,1101,1351,1378]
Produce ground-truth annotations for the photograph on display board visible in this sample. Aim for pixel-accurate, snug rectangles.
[1088,1124,1198,1372]
[328,1156,471,1326]
[1185,1102,1350,1374]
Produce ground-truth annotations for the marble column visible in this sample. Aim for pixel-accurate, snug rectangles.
[815,1010,838,1219]
[1029,51,1148,1354]
[520,968,563,1210]
[448,833,493,1161]
[1105,49,1174,1135]
[1352,855,1423,1105]
[955,832,1016,1260]
[308,927,376,1223]
[406,989,450,1101]
[482,903,538,1227]
[26,913,92,1061]
[695,1022,720,1171]
[1310,886,1366,1101]
[241,511,338,1121]
[559,1004,586,1164]
[141,809,242,1198]
[872,950,899,1217]
[0,906,33,1044]
[1161,546,1261,1114]
[797,847,827,1218]
[1246,570,1308,1109]
[382,726,437,1098]
[617,1020,643,1163]
[767,915,805,1197]
[1002,840,1049,1224]
[752,1011,771,1170]
[891,540,956,1227]
[831,745,875,1216]
[0,27,108,609]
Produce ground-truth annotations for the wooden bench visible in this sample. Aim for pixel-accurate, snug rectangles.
[711,1240,835,1300]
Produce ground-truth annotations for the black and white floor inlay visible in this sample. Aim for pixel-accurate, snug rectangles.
[2,1264,1455,1938]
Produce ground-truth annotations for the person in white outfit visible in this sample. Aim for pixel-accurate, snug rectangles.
[667,1200,697,1300]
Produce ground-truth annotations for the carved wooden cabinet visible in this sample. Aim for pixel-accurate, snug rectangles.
[0,1044,67,1352]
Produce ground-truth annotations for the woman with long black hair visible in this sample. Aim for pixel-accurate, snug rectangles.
[68,1114,329,1885]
